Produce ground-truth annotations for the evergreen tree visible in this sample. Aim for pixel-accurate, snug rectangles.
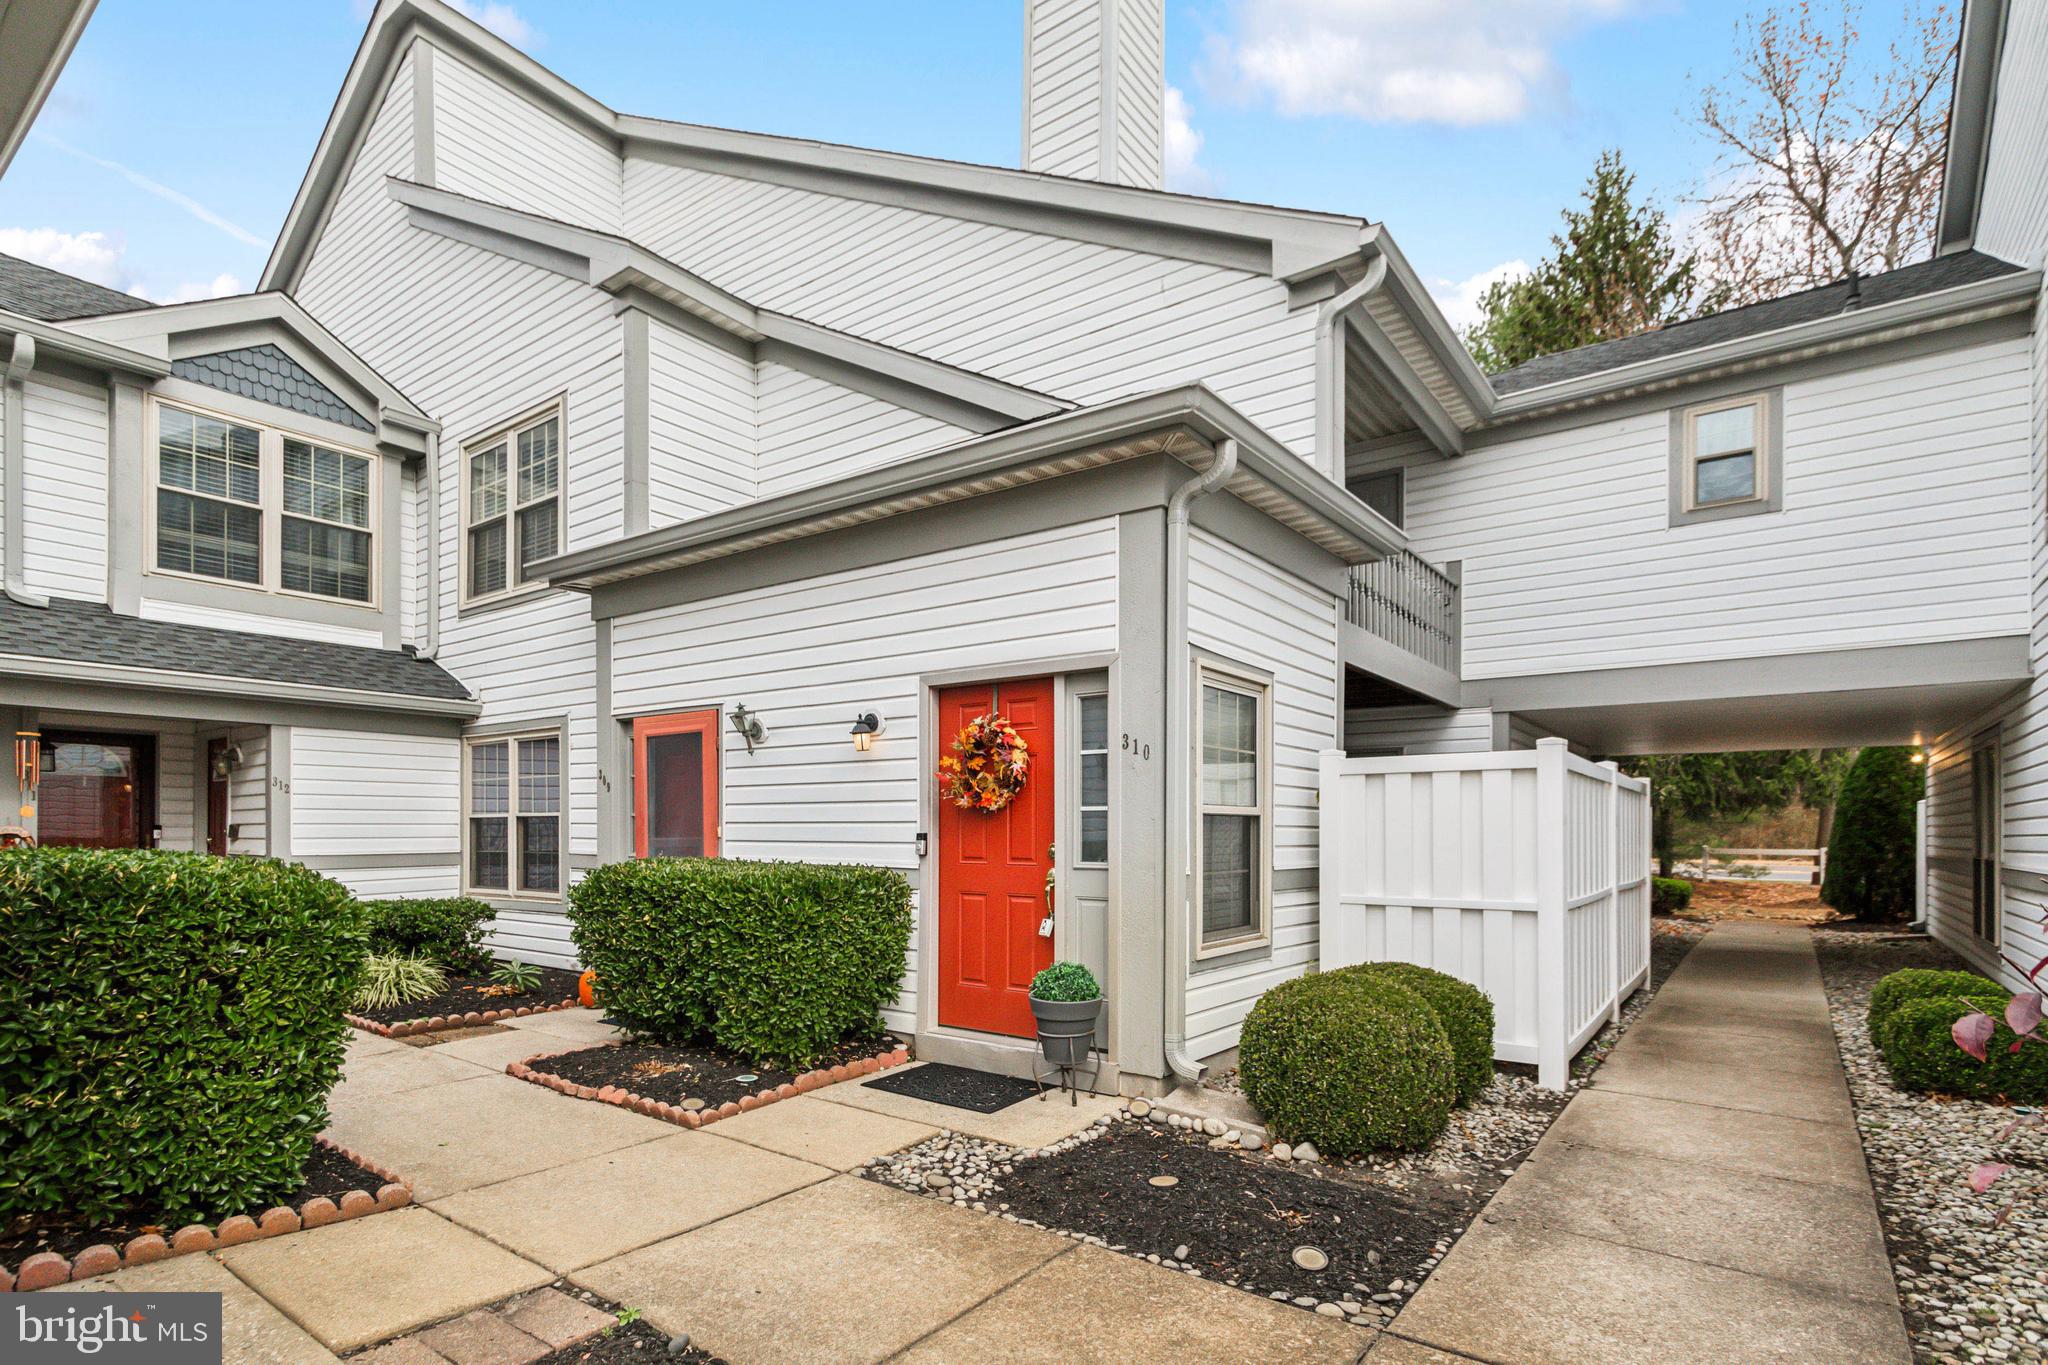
[1620,751,1803,876]
[1467,151,1705,373]
[1820,746,1925,922]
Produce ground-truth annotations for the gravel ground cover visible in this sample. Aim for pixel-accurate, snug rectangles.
[1814,928,2048,1364]
[864,918,1708,1326]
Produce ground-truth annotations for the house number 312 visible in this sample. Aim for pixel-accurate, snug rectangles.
[1122,733,1151,760]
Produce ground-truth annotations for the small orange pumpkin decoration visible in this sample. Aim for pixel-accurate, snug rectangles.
[578,968,598,1008]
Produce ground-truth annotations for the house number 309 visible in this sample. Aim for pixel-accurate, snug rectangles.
[1122,733,1151,760]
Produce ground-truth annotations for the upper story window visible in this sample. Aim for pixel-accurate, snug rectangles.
[464,404,563,606]
[1671,391,1780,526]
[151,400,376,603]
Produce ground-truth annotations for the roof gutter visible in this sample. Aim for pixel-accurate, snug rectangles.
[1487,269,2043,421]
[1314,254,1388,480]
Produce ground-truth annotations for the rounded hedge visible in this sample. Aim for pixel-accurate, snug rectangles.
[1237,971,1456,1157]
[1879,994,2048,1102]
[1867,968,2004,1047]
[1650,877,1694,915]
[360,896,494,971]
[1334,962,1494,1105]
[569,857,912,1069]
[0,848,364,1226]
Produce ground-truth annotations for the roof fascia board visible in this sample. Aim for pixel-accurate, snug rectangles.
[1353,229,1498,417]
[1487,270,2042,422]
[0,310,168,379]
[0,0,97,178]
[539,384,1401,587]
[1346,311,1466,457]
[391,178,1068,430]
[1936,0,2010,254]
[0,650,481,717]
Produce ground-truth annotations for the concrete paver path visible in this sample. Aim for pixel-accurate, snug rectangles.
[1382,921,1910,1363]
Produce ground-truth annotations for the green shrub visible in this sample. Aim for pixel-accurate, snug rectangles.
[1821,747,1925,921]
[1333,962,1494,1105]
[1867,968,2004,1047]
[354,953,447,1010]
[1879,994,2048,1101]
[360,896,493,971]
[1030,961,1100,1002]
[1237,971,1456,1157]
[0,848,364,1225]
[568,857,912,1069]
[1651,876,1694,915]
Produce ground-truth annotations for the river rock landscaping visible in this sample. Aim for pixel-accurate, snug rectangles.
[1815,927,2048,1364]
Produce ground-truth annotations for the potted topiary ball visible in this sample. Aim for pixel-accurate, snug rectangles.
[1029,961,1102,1066]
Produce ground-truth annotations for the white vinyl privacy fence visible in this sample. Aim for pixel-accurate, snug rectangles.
[1319,739,1653,1089]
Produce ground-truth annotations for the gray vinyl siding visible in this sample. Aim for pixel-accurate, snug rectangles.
[20,377,109,603]
[1024,0,1105,180]
[646,313,756,525]
[1399,336,2036,680]
[1976,7,2048,269]
[1183,528,1341,1059]
[431,46,622,233]
[754,364,969,497]
[1343,705,1497,756]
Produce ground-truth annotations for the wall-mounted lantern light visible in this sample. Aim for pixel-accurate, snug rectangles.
[729,704,768,754]
[209,744,243,782]
[1910,748,1928,766]
[850,708,885,753]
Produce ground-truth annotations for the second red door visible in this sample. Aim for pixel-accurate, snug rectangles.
[935,678,1056,1038]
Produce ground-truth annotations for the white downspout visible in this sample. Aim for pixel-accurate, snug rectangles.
[1312,253,1389,482]
[3,334,48,609]
[419,432,441,660]
[1162,435,1240,1085]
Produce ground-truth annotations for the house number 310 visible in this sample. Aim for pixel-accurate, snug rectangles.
[1122,733,1151,760]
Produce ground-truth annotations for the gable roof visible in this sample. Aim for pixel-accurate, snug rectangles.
[0,594,477,715]
[1486,251,2035,407]
[0,252,152,322]
[172,343,375,433]
[263,0,1375,294]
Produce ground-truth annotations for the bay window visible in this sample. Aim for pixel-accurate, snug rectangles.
[465,404,563,605]
[467,731,560,897]
[1195,662,1271,953]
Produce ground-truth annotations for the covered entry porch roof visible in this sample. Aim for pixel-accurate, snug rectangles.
[1467,635,2030,754]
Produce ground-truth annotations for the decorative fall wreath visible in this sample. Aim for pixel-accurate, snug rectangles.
[936,712,1031,812]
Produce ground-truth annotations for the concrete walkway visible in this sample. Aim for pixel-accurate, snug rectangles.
[53,1011,1373,1364]
[1380,921,1910,1364]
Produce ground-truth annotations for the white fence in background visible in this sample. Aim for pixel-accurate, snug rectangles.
[1319,739,1653,1089]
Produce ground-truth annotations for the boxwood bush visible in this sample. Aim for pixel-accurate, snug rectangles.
[1334,962,1494,1105]
[568,857,912,1069]
[1650,876,1694,915]
[1879,994,2048,1102]
[1867,967,2005,1048]
[1237,970,1456,1157]
[0,849,364,1226]
[359,896,494,971]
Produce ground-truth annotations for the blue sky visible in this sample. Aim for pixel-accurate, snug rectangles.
[0,1,1941,326]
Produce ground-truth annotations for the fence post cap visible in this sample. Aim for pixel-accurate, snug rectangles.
[1535,737,1568,750]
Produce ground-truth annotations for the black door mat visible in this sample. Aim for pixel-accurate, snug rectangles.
[862,1061,1040,1113]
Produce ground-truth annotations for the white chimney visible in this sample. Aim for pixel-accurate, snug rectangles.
[1022,0,1165,189]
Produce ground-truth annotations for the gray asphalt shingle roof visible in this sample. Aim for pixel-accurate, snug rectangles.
[0,252,153,322]
[1488,251,2027,396]
[0,595,473,705]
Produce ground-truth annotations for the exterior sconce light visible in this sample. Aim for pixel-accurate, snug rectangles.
[209,744,243,782]
[1910,749,1928,765]
[729,704,768,754]
[850,708,885,753]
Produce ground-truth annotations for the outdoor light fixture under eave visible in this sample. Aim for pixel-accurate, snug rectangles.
[850,709,886,753]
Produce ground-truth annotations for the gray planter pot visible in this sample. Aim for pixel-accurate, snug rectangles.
[1030,995,1102,1067]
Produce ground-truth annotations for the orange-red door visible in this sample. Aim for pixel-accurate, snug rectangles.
[633,710,720,858]
[935,678,1056,1037]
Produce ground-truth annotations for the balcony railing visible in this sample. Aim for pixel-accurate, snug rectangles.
[1348,549,1460,675]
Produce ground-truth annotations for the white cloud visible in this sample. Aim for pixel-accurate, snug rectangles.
[1200,0,1636,126]
[1163,86,1214,194]
[0,227,241,306]
[1431,258,1530,332]
[0,228,126,288]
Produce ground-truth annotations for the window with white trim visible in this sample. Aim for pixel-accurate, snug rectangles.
[465,405,563,604]
[1076,693,1108,865]
[467,732,560,897]
[1196,664,1271,951]
[1676,392,1775,519]
[152,400,376,602]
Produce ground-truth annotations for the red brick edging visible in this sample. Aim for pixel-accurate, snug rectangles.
[507,1042,913,1129]
[347,994,581,1038]
[0,1137,414,1292]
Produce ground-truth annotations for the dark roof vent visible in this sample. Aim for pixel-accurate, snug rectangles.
[1842,270,1863,311]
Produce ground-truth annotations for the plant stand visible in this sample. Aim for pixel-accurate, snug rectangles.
[1031,1050,1100,1105]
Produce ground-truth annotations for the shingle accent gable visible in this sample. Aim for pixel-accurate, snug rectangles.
[170,343,376,433]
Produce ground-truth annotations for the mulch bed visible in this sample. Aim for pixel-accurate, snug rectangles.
[1,1137,412,1290]
[534,1314,724,1365]
[347,964,584,1036]
[510,1035,912,1129]
[862,1061,1039,1113]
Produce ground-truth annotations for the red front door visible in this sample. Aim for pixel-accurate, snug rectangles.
[633,710,720,858]
[936,678,1056,1038]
